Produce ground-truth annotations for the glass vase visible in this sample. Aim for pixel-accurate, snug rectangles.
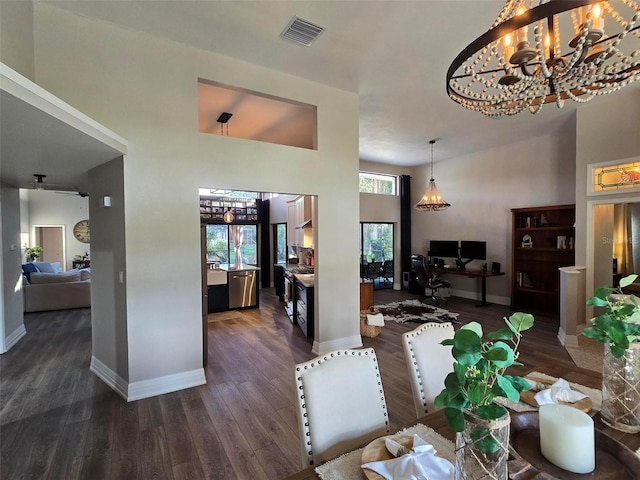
[455,410,510,480]
[601,342,640,434]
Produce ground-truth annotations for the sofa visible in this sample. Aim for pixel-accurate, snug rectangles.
[22,262,91,312]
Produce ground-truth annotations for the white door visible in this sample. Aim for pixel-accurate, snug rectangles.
[34,226,65,267]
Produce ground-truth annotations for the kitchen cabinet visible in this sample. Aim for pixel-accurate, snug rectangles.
[287,195,313,247]
[287,200,297,245]
[511,204,575,315]
[208,285,229,313]
[295,277,314,342]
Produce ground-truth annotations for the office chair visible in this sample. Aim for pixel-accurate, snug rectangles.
[411,254,450,306]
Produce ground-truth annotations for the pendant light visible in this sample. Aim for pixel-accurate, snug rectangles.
[223,209,235,223]
[414,140,451,212]
[447,0,640,117]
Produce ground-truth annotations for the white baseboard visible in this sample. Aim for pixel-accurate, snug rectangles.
[90,355,206,402]
[90,355,129,400]
[450,288,510,306]
[128,369,206,401]
[1,323,27,353]
[312,334,363,355]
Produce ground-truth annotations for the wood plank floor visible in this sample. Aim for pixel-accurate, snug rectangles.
[1,288,578,479]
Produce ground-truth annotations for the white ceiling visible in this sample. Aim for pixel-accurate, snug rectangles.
[3,1,639,194]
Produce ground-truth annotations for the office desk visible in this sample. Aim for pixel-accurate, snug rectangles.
[283,364,639,480]
[433,267,505,306]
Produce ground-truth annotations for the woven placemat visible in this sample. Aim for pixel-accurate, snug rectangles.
[314,423,454,480]
[495,371,602,413]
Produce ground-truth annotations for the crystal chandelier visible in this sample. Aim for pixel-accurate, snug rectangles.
[415,140,451,212]
[447,0,640,117]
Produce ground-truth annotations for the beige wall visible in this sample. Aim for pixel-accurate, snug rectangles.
[33,4,360,389]
[1,185,25,352]
[89,157,129,383]
[0,0,35,81]
[575,90,640,301]
[410,129,576,305]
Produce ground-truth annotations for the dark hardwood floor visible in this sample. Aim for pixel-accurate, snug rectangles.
[1,288,577,479]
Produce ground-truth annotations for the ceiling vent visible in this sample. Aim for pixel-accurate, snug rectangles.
[280,16,325,46]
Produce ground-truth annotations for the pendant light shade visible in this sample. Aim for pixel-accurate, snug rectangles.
[223,209,235,223]
[415,140,451,212]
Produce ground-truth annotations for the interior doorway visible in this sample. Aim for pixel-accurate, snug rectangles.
[588,197,640,299]
[33,225,66,268]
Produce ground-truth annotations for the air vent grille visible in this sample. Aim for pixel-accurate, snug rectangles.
[280,16,325,46]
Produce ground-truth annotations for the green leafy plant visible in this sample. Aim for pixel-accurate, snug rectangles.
[25,245,43,262]
[582,274,640,358]
[434,312,534,452]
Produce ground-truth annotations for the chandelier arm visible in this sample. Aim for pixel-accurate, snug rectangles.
[446,0,596,97]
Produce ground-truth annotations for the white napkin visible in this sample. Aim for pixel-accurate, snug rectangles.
[367,313,385,326]
[534,378,588,405]
[361,434,454,480]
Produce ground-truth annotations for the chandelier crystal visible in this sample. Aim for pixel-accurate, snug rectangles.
[415,140,451,212]
[447,0,640,117]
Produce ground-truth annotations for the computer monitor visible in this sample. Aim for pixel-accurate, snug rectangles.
[460,241,487,262]
[429,240,459,259]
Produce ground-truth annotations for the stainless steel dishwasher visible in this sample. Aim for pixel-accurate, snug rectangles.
[228,270,257,308]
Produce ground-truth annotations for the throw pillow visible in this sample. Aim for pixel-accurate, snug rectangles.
[29,272,81,284]
[22,263,38,282]
[32,261,55,273]
[50,262,62,273]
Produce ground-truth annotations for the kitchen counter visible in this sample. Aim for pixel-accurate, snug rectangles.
[295,273,315,288]
[277,263,314,274]
[220,263,261,272]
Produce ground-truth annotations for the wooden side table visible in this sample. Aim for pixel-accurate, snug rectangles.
[360,281,374,310]
[72,260,90,269]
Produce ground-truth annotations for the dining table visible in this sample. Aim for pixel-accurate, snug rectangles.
[282,363,640,480]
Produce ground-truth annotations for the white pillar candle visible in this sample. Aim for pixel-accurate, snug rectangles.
[539,404,595,474]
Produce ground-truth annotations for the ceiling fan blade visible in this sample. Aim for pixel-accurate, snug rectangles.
[54,190,89,197]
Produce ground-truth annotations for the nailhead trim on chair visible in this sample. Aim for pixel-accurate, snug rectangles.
[294,348,389,467]
[404,322,453,413]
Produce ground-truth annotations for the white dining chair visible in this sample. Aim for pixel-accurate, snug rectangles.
[402,322,455,418]
[294,348,390,468]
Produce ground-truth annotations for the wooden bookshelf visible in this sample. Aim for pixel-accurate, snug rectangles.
[511,204,575,316]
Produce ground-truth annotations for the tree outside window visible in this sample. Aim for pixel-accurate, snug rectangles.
[206,224,257,265]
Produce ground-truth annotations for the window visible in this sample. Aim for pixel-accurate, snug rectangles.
[360,223,394,263]
[359,172,397,195]
[274,223,287,264]
[206,224,258,265]
[360,222,394,289]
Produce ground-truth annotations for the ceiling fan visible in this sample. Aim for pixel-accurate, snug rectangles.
[55,191,89,198]
[32,174,87,197]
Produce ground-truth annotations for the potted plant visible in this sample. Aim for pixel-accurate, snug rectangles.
[434,312,534,480]
[25,245,43,262]
[582,273,640,433]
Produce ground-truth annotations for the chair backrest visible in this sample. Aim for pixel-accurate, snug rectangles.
[402,322,455,418]
[383,260,394,277]
[411,254,431,288]
[294,348,390,468]
[365,261,383,280]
